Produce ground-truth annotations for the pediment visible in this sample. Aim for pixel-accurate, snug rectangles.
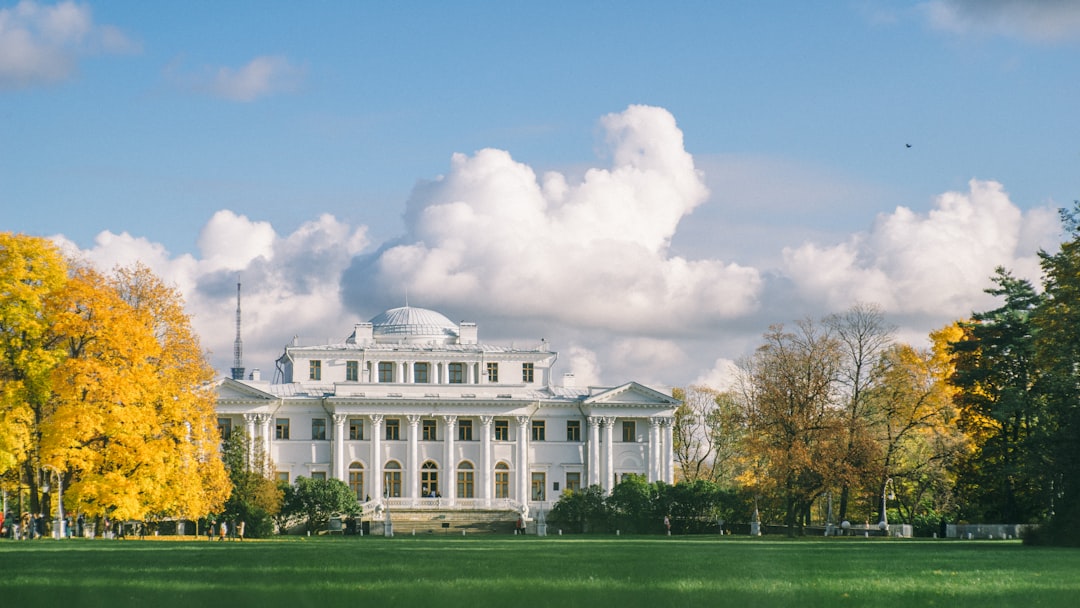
[583,382,680,408]
[216,377,278,402]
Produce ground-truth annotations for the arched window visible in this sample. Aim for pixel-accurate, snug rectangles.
[384,460,402,498]
[457,461,475,499]
[348,462,364,501]
[494,461,510,499]
[421,460,439,497]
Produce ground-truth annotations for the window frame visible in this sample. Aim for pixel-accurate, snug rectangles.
[378,361,394,383]
[448,362,464,384]
[622,420,636,442]
[494,420,509,441]
[486,362,498,383]
[458,419,473,441]
[349,418,364,440]
[309,359,322,381]
[346,360,359,382]
[566,472,581,493]
[566,420,581,442]
[422,419,437,441]
[385,418,400,441]
[522,362,534,383]
[414,362,430,384]
[311,417,327,441]
[531,419,545,442]
[275,418,290,440]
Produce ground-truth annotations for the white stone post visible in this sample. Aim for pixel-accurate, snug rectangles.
[480,415,493,506]
[587,416,601,487]
[332,413,347,481]
[662,417,675,483]
[407,414,422,505]
[516,416,530,504]
[443,415,457,505]
[602,417,615,493]
[370,414,383,500]
[648,418,661,483]
[244,414,257,469]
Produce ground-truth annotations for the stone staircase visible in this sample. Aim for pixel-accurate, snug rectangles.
[381,509,520,536]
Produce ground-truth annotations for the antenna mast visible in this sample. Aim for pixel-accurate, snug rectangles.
[231,281,245,380]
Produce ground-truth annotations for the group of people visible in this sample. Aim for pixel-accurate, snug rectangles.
[1,511,90,539]
[206,519,245,541]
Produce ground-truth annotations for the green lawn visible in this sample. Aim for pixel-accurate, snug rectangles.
[2,535,1078,607]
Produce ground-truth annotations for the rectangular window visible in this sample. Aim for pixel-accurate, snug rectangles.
[312,418,327,440]
[349,469,364,500]
[385,418,400,440]
[422,419,437,441]
[531,472,546,501]
[346,360,359,382]
[414,362,429,383]
[566,472,581,493]
[531,420,545,442]
[457,470,474,498]
[494,420,509,441]
[275,418,290,440]
[378,362,394,383]
[494,470,509,498]
[275,471,289,483]
[522,362,534,383]
[309,359,322,381]
[349,419,364,440]
[622,420,636,442]
[458,419,473,441]
[566,420,581,442]
[486,362,498,383]
[448,362,464,384]
[217,417,232,440]
[311,471,327,481]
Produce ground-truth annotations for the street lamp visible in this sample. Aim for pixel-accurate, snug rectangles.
[41,465,64,539]
[878,477,895,535]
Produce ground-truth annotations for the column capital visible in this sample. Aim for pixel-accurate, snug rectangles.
[332,413,348,426]
[406,414,423,426]
[369,413,384,425]
[255,413,272,425]
[649,417,663,428]
[442,415,458,426]
[243,413,259,424]
[516,415,530,427]
[479,415,494,426]
[601,416,617,428]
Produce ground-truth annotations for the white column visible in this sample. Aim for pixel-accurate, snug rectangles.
[443,415,457,504]
[587,416,601,487]
[243,414,257,469]
[480,415,493,506]
[407,414,422,504]
[602,417,615,493]
[370,414,383,500]
[516,416,530,504]
[258,413,273,464]
[648,418,661,483]
[332,414,347,481]
[662,417,675,483]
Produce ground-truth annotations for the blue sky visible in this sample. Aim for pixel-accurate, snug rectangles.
[3,1,1079,388]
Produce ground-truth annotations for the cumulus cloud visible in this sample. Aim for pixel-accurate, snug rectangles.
[0,0,138,90]
[51,107,1064,389]
[173,55,306,102]
[921,0,1080,42]
[55,211,369,379]
[349,105,763,335]
[781,179,1059,318]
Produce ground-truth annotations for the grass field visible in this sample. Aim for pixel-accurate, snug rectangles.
[2,535,1078,607]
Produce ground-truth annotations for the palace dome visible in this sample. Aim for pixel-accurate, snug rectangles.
[369,306,459,343]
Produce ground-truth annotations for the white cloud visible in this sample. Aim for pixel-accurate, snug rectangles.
[781,179,1058,317]
[921,0,1080,42]
[356,105,763,335]
[50,108,1065,390]
[0,0,137,90]
[181,55,305,102]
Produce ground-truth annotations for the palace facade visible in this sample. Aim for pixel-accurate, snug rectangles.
[215,305,679,522]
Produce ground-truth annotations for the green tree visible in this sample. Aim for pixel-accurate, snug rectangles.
[548,484,610,533]
[672,386,744,485]
[221,429,282,538]
[280,476,360,534]
[949,267,1047,524]
[1031,204,1080,545]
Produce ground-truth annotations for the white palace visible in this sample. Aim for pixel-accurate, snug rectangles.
[215,305,679,528]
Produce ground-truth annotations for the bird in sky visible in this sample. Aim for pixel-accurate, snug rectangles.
[905,143,912,148]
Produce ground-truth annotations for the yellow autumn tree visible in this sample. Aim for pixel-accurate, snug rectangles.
[0,233,69,510]
[42,263,230,521]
